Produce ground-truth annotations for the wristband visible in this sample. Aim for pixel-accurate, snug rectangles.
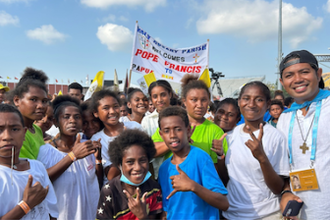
[68,152,77,162]
[18,200,30,214]
[217,154,225,160]
[281,190,292,197]
[96,159,102,165]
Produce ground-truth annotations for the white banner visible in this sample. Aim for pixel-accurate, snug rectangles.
[130,23,209,84]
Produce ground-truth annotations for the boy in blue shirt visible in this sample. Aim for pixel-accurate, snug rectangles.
[157,106,229,220]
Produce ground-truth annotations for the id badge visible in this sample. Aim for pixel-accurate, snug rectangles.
[289,168,319,192]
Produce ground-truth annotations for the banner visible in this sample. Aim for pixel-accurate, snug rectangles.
[130,23,209,84]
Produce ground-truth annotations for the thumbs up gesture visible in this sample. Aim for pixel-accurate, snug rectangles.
[72,133,98,160]
[211,133,227,157]
[123,187,148,219]
[245,123,267,162]
[23,175,49,209]
[167,165,195,200]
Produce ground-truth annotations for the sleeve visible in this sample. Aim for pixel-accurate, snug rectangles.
[202,155,228,195]
[37,144,62,169]
[152,128,163,143]
[96,186,114,220]
[157,168,169,212]
[148,188,163,215]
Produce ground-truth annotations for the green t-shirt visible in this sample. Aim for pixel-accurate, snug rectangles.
[152,119,228,163]
[19,124,45,159]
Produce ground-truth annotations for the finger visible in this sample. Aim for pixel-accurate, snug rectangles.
[166,189,177,200]
[141,192,148,203]
[75,133,81,145]
[32,181,41,187]
[245,140,253,150]
[176,164,183,174]
[136,187,141,201]
[246,125,257,141]
[219,133,227,142]
[211,148,221,155]
[45,185,49,195]
[123,189,132,199]
[25,175,33,189]
[258,123,264,141]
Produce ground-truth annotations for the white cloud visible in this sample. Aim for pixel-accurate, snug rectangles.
[26,25,67,44]
[0,11,19,26]
[103,14,116,22]
[325,0,330,13]
[81,0,166,12]
[96,23,133,51]
[196,0,322,48]
[0,0,30,3]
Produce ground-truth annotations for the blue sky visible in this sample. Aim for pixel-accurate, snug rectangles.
[1,0,330,88]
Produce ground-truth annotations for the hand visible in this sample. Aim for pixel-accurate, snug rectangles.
[245,123,267,162]
[92,138,102,159]
[167,165,195,199]
[188,125,196,144]
[72,134,98,159]
[211,133,227,156]
[280,192,302,220]
[23,175,49,209]
[123,187,148,220]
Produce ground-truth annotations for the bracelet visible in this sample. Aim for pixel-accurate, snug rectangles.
[281,190,292,197]
[68,152,77,162]
[217,154,225,160]
[96,159,102,165]
[18,200,30,214]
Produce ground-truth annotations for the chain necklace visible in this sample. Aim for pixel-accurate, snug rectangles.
[295,113,315,154]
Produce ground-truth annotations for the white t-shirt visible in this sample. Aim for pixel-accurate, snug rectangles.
[91,121,142,184]
[277,96,330,220]
[119,116,130,122]
[37,143,99,220]
[141,110,159,137]
[0,159,58,219]
[223,123,290,220]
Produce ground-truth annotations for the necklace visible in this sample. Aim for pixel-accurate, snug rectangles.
[296,113,315,154]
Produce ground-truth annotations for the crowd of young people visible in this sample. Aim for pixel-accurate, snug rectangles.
[0,49,328,220]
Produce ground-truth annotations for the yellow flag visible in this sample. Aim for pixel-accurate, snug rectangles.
[198,68,211,88]
[144,72,157,87]
[7,76,11,80]
[58,90,63,96]
[84,71,104,101]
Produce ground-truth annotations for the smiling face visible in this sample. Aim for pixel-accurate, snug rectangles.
[238,85,269,124]
[148,100,155,113]
[94,96,120,126]
[280,62,322,104]
[127,91,148,115]
[183,88,209,120]
[0,112,26,159]
[121,144,149,185]
[57,106,82,136]
[150,86,171,112]
[34,105,54,133]
[82,109,101,139]
[159,115,190,154]
[214,103,240,132]
[14,86,48,122]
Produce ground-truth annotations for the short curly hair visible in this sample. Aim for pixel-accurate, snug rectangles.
[158,106,189,129]
[108,129,156,167]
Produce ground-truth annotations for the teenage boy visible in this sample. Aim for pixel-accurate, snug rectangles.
[268,99,284,128]
[68,82,83,102]
[157,106,229,220]
[277,50,330,219]
[0,104,58,219]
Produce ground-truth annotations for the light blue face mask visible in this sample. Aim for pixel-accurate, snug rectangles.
[119,168,152,187]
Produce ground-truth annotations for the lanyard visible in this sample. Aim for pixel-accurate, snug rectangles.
[288,101,322,168]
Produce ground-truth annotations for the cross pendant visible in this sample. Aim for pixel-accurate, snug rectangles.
[300,142,309,154]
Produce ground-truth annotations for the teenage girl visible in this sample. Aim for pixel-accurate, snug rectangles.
[34,103,54,142]
[216,81,290,219]
[13,69,49,159]
[141,80,173,179]
[96,129,163,220]
[120,88,149,124]
[81,100,104,140]
[37,95,101,220]
[91,89,142,184]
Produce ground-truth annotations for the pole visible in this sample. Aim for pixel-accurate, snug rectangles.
[277,0,282,90]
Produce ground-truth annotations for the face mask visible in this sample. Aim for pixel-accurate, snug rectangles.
[119,166,152,186]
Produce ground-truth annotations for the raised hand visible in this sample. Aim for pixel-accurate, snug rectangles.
[211,133,227,157]
[167,165,195,200]
[72,134,98,159]
[23,175,49,209]
[123,187,148,219]
[92,138,102,159]
[245,123,267,162]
